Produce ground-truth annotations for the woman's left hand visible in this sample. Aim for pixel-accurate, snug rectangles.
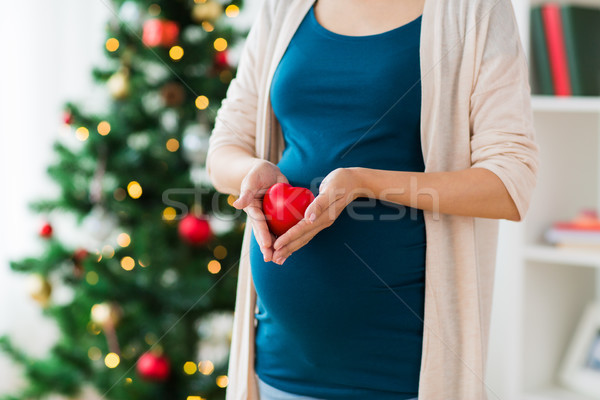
[271,168,362,265]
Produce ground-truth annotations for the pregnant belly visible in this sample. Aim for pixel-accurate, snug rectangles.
[250,198,427,346]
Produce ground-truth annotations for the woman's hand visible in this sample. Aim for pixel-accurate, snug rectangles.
[271,168,360,265]
[232,159,288,262]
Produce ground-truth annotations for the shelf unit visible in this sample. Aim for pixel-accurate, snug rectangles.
[487,1,600,399]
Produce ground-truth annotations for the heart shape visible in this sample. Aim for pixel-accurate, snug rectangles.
[262,182,315,236]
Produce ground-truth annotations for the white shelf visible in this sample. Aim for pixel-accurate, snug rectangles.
[521,385,600,400]
[531,96,600,113]
[525,245,600,268]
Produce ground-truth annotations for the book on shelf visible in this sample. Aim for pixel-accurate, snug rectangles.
[530,3,600,96]
[530,6,554,95]
[545,209,600,249]
[561,4,600,96]
[542,3,572,96]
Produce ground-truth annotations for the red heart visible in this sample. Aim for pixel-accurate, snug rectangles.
[262,183,315,236]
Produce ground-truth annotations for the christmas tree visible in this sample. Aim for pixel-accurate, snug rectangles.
[0,0,247,399]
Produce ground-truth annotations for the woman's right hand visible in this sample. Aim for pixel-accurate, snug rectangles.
[232,159,288,262]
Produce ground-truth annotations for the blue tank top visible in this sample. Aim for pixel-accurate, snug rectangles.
[250,5,425,400]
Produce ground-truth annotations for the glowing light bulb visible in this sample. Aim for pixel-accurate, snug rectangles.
[207,260,221,274]
[195,95,209,110]
[121,256,135,271]
[213,38,227,51]
[97,121,111,136]
[183,361,197,375]
[75,127,89,141]
[216,375,229,388]
[104,352,120,368]
[117,233,131,247]
[170,46,184,61]
[166,138,179,152]
[163,207,176,221]
[225,5,239,18]
[106,38,119,52]
[127,181,142,199]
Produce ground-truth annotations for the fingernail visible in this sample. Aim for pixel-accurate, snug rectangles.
[309,213,316,222]
[275,257,284,265]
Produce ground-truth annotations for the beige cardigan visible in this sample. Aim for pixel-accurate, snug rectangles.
[207,0,540,398]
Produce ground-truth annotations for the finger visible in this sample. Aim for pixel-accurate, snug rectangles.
[245,203,272,249]
[277,174,289,184]
[273,231,316,263]
[275,196,346,253]
[273,218,315,250]
[304,192,333,223]
[232,190,254,209]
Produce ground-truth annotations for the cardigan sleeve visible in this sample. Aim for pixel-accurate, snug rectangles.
[469,0,540,220]
[206,0,272,178]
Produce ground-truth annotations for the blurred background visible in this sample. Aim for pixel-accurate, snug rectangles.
[0,1,259,399]
[2,0,600,399]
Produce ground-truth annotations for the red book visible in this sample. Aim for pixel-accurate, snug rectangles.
[542,3,572,96]
[553,222,600,231]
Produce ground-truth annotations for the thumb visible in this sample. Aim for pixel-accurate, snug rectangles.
[232,190,254,209]
[304,192,329,223]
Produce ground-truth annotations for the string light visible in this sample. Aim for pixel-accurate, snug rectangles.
[187,397,204,400]
[166,138,180,152]
[75,127,89,141]
[216,375,229,388]
[97,121,111,136]
[213,38,227,51]
[183,361,197,375]
[219,70,232,83]
[207,260,221,274]
[86,271,99,285]
[170,45,184,61]
[195,95,209,110]
[138,257,150,268]
[114,188,127,201]
[121,256,135,271]
[87,322,101,335]
[125,377,133,385]
[202,21,214,32]
[148,4,161,16]
[145,333,158,345]
[117,233,131,247]
[102,245,115,258]
[225,5,239,17]
[127,181,143,199]
[88,347,102,361]
[213,245,227,259]
[105,352,120,368]
[163,207,176,221]
[106,38,120,52]
[198,360,214,375]
[123,345,137,359]
[194,0,207,3]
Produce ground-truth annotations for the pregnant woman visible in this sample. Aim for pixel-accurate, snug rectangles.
[206,0,539,399]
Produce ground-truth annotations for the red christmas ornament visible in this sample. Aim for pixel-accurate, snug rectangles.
[142,19,180,47]
[214,50,229,69]
[262,183,315,236]
[39,222,53,238]
[72,248,89,279]
[136,352,170,381]
[63,111,73,125]
[178,214,212,245]
[73,248,89,262]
